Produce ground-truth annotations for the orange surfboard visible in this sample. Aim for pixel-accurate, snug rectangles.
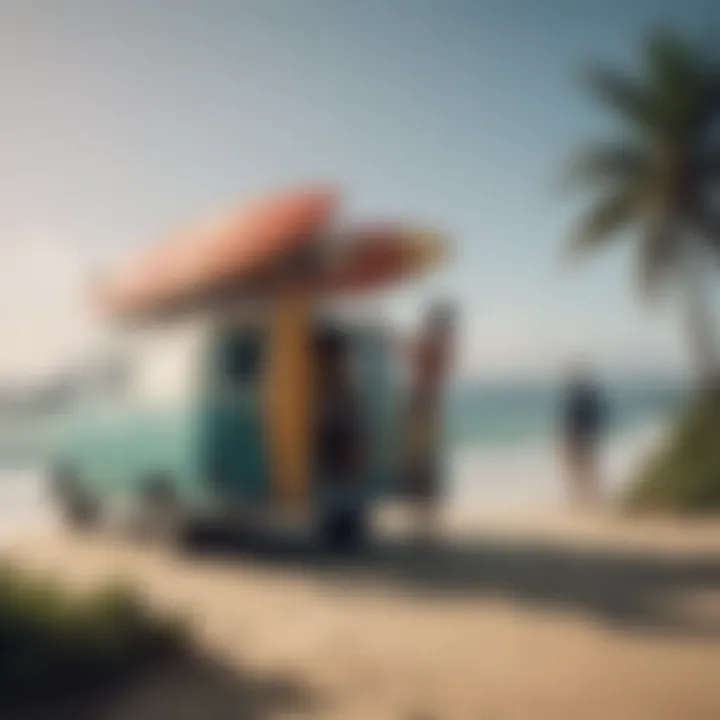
[264,288,313,509]
[319,224,445,295]
[97,186,446,317]
[99,186,339,315]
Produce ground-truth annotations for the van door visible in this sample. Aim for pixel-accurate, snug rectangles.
[208,325,268,502]
[351,328,400,499]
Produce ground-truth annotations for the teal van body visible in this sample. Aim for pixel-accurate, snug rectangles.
[47,311,401,533]
[48,318,215,515]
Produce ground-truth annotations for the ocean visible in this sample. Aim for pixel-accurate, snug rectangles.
[444,378,683,509]
[448,379,682,450]
[0,379,684,531]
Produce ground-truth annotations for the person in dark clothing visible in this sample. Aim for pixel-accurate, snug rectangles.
[313,327,365,550]
[561,365,608,507]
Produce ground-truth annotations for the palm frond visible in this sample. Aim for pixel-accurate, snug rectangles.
[692,149,720,233]
[583,66,654,129]
[695,70,720,140]
[567,188,641,258]
[562,143,649,191]
[636,219,677,299]
[566,25,720,318]
[645,29,706,141]
[646,28,699,95]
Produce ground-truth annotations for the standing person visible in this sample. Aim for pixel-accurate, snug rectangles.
[313,327,365,551]
[561,363,608,508]
[403,300,456,545]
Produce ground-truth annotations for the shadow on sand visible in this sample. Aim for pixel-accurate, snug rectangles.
[6,651,317,720]
[187,527,720,640]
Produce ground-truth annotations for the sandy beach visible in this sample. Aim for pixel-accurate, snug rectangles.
[2,507,720,720]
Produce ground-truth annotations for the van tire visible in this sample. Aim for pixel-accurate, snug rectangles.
[320,508,367,553]
[51,469,100,532]
[139,479,187,550]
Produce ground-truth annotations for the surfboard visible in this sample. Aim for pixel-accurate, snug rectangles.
[264,288,313,510]
[99,186,339,316]
[319,224,445,294]
[97,187,446,319]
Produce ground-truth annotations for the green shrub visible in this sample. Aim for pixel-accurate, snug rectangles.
[0,564,185,707]
[625,388,720,513]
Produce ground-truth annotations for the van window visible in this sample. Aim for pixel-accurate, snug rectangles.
[221,329,265,385]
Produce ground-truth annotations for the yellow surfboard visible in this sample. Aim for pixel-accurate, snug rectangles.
[265,289,312,509]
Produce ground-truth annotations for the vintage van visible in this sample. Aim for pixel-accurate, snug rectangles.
[47,187,447,548]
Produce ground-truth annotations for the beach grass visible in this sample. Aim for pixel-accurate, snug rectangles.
[625,388,720,513]
[0,562,186,709]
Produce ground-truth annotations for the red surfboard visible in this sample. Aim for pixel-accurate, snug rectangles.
[320,223,445,295]
[98,186,445,316]
[99,186,339,314]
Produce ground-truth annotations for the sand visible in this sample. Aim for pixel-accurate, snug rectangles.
[2,512,720,720]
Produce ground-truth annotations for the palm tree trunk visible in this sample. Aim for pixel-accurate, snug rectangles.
[681,239,720,387]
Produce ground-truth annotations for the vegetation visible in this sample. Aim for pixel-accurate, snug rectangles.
[0,564,185,709]
[565,28,720,382]
[626,388,720,513]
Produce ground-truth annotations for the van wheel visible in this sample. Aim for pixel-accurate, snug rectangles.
[51,469,100,531]
[320,509,367,553]
[139,479,187,550]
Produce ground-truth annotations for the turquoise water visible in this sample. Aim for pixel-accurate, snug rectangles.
[447,379,684,449]
[0,379,685,469]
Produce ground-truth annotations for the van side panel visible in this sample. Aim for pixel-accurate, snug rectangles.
[50,320,210,512]
[202,325,268,504]
[52,403,207,507]
[112,407,204,501]
[202,396,267,503]
[353,331,402,499]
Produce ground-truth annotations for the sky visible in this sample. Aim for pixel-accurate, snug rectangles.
[0,0,718,379]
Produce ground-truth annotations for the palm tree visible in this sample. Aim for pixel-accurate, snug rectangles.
[566,29,720,383]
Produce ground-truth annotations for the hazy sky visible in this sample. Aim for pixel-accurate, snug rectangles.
[0,0,717,378]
